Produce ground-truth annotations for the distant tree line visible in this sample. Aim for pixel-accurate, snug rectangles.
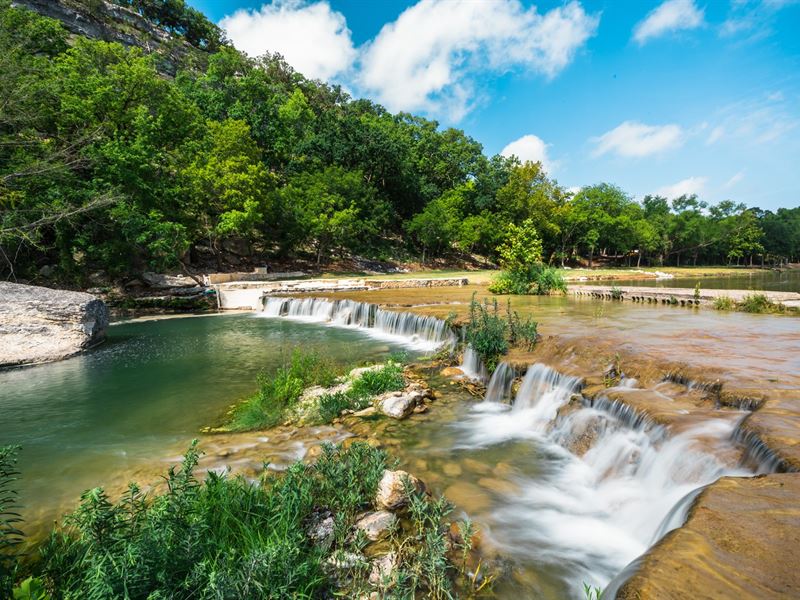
[0,2,798,284]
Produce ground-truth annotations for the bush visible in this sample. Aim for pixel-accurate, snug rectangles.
[488,264,566,295]
[738,293,773,313]
[713,296,735,311]
[610,286,623,300]
[465,297,508,371]
[229,350,341,431]
[506,300,538,350]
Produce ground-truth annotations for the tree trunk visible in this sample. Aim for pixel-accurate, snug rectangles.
[588,248,594,268]
[637,251,642,267]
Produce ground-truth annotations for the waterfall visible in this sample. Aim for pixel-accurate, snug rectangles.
[483,362,515,403]
[459,345,488,382]
[260,297,456,351]
[454,362,760,594]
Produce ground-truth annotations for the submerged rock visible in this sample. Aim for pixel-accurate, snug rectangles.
[354,510,397,542]
[0,282,109,368]
[375,469,425,510]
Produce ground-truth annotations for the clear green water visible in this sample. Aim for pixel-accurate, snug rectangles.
[584,270,800,292]
[0,313,411,527]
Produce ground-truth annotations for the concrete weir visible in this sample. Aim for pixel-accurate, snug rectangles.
[214,277,469,309]
[571,284,800,308]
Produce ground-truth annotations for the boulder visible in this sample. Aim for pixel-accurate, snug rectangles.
[375,469,425,510]
[0,282,109,368]
[369,552,398,586]
[141,271,198,288]
[354,510,397,542]
[379,389,426,419]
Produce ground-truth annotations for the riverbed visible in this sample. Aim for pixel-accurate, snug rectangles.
[2,291,799,598]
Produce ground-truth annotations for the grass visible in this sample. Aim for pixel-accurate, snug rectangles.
[714,293,787,314]
[317,362,406,423]
[5,442,489,599]
[228,350,342,431]
[463,295,539,371]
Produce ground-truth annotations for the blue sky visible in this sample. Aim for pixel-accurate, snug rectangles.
[187,1,800,210]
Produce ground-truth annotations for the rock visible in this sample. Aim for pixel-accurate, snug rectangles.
[412,404,429,414]
[0,282,109,368]
[349,364,384,379]
[141,271,198,288]
[354,510,397,542]
[379,390,424,419]
[307,512,335,548]
[38,264,56,278]
[442,463,462,477]
[477,477,520,495]
[375,469,425,510]
[444,481,491,514]
[353,406,377,417]
[369,552,398,586]
[441,366,465,377]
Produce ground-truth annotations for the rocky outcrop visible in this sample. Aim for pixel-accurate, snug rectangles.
[14,0,204,76]
[375,469,425,510]
[613,474,800,600]
[0,282,109,367]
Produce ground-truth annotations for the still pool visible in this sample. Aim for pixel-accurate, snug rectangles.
[0,313,414,530]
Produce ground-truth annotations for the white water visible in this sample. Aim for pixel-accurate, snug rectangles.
[259,297,456,351]
[459,345,489,382]
[483,362,515,403]
[454,363,754,594]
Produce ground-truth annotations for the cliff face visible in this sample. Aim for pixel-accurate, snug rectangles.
[12,0,205,75]
[0,282,109,367]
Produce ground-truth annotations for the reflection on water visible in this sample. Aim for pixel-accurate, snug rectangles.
[0,313,412,530]
[582,270,800,292]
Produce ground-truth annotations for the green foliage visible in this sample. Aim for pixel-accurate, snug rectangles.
[1,446,23,596]
[611,286,623,300]
[317,362,406,423]
[489,264,567,295]
[38,441,386,598]
[693,282,701,301]
[465,297,509,371]
[229,350,340,431]
[713,296,735,311]
[3,1,796,282]
[505,300,538,350]
[583,582,604,600]
[12,577,50,600]
[738,293,774,313]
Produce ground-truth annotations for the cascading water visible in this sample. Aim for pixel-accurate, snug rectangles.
[484,362,515,403]
[454,362,759,595]
[459,345,488,382]
[260,297,456,351]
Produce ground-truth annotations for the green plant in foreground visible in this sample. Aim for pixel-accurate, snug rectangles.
[1,446,24,597]
[693,282,701,302]
[610,286,623,300]
[583,582,604,599]
[738,293,774,313]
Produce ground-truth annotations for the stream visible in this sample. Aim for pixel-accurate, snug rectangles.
[2,291,798,597]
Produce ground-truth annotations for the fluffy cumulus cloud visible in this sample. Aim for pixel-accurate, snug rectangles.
[656,176,708,198]
[501,134,553,172]
[633,0,704,45]
[591,121,685,158]
[220,1,355,80]
[358,0,599,119]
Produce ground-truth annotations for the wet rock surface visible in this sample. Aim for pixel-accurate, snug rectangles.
[0,282,109,368]
[616,473,800,600]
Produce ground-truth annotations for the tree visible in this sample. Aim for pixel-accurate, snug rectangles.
[496,218,543,271]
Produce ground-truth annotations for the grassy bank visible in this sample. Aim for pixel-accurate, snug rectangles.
[2,442,489,599]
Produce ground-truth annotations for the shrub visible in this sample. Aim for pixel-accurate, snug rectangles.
[465,297,508,371]
[229,350,341,431]
[610,286,623,300]
[738,293,773,313]
[506,300,538,350]
[713,296,735,311]
[489,264,566,296]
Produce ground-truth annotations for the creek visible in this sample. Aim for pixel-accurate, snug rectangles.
[1,292,798,597]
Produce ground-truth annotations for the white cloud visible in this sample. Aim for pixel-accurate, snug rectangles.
[656,176,708,198]
[724,171,745,189]
[633,0,704,45]
[706,125,725,144]
[591,121,685,158]
[708,93,799,145]
[220,1,356,80]
[358,0,599,120]
[501,134,554,172]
